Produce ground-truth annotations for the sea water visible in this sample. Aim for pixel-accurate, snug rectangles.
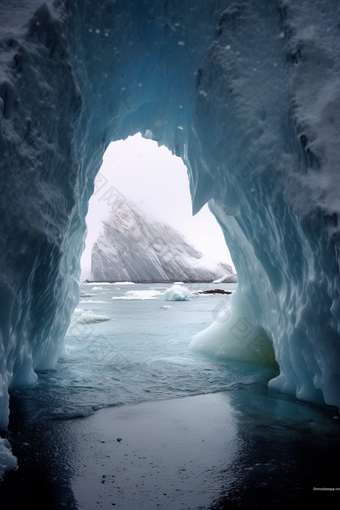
[3,282,340,509]
[10,282,278,419]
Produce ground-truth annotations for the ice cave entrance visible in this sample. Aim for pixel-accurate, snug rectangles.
[80,133,234,280]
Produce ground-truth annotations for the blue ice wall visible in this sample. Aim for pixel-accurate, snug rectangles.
[0,0,340,434]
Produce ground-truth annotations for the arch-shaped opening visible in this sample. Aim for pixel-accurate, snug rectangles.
[81,133,234,281]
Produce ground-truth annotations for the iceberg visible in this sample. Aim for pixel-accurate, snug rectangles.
[165,285,192,302]
[0,0,339,467]
[91,199,235,282]
[71,310,110,324]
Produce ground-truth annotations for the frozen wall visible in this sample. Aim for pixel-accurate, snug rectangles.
[0,0,340,440]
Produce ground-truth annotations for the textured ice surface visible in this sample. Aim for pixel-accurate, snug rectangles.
[91,199,234,282]
[191,310,276,365]
[165,284,192,302]
[0,438,17,480]
[0,0,339,458]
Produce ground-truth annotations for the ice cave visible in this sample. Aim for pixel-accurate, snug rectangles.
[1,0,340,481]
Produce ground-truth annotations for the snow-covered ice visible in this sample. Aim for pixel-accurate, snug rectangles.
[91,199,234,283]
[165,285,191,302]
[112,289,164,300]
[70,310,110,324]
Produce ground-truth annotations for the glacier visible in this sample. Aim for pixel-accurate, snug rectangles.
[0,0,340,472]
[91,198,235,282]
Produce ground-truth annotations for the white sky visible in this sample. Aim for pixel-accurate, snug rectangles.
[81,134,234,272]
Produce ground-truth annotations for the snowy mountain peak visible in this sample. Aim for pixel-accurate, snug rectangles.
[91,200,235,283]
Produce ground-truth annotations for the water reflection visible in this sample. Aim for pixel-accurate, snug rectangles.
[0,394,77,510]
[210,385,340,509]
[1,385,339,509]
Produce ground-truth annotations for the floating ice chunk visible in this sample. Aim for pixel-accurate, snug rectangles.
[160,305,172,309]
[92,286,103,290]
[73,310,110,324]
[113,282,135,285]
[112,290,163,300]
[165,285,191,301]
[73,308,85,316]
[79,300,108,303]
[90,282,112,285]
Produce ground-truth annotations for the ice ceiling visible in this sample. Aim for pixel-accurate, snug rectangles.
[0,0,340,435]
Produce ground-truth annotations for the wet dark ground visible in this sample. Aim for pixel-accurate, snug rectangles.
[1,385,340,510]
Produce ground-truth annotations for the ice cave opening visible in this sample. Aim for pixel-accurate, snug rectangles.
[1,0,340,477]
[80,134,234,281]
